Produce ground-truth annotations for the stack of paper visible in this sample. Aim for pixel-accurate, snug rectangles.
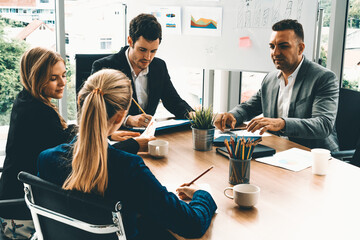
[255,148,312,172]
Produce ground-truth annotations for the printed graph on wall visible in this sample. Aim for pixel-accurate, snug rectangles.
[148,6,181,35]
[184,7,222,37]
[191,16,217,29]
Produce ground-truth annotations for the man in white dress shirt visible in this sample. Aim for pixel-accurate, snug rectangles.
[214,19,339,151]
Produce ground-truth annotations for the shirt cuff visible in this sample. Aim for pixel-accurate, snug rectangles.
[122,115,131,127]
[280,117,286,134]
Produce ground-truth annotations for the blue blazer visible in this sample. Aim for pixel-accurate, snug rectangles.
[37,142,217,239]
[91,46,193,119]
[230,57,339,151]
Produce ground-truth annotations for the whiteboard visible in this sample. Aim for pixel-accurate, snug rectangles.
[124,0,318,72]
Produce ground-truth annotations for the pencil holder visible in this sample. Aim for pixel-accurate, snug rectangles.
[229,158,251,185]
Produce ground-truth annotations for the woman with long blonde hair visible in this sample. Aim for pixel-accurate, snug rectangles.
[38,69,217,240]
[0,47,151,221]
[0,47,74,203]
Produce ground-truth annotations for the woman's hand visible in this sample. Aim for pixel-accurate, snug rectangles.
[134,136,156,152]
[110,130,140,141]
[176,184,200,200]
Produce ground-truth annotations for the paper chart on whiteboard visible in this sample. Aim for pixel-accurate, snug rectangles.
[183,6,222,37]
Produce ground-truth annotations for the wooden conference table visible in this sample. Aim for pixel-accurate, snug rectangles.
[139,128,360,240]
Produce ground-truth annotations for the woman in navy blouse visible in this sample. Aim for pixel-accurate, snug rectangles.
[37,69,217,239]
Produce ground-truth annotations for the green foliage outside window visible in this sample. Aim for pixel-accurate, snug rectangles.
[342,78,359,90]
[0,17,28,125]
[0,16,77,125]
[66,63,77,121]
[321,0,360,28]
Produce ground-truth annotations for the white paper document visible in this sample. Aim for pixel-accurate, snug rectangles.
[140,118,156,138]
[155,119,189,129]
[255,148,312,172]
[215,129,271,138]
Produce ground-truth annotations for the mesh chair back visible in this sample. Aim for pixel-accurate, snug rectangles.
[18,171,126,240]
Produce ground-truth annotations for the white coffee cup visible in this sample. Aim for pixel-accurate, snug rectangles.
[311,148,330,175]
[148,140,169,158]
[224,184,260,208]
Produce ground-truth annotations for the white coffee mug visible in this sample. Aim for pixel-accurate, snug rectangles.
[148,140,169,158]
[311,148,330,175]
[224,184,260,208]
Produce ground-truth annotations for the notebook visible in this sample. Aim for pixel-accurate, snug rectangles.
[125,119,191,133]
[216,144,276,159]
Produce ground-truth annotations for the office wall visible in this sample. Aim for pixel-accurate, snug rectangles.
[125,0,318,72]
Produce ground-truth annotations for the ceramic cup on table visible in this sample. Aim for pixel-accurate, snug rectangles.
[148,140,169,158]
[311,148,331,175]
[224,184,260,208]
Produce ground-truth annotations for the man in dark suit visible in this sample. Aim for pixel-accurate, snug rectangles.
[214,19,339,151]
[91,13,193,128]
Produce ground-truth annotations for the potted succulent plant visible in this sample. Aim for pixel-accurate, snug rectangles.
[189,106,216,151]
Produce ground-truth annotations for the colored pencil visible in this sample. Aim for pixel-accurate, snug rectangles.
[186,165,214,186]
[132,98,146,115]
[224,139,233,158]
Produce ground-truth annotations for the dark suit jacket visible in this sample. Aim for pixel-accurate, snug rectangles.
[230,57,339,151]
[91,46,193,119]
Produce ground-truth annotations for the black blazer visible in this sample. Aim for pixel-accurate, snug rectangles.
[91,46,193,119]
[0,90,77,200]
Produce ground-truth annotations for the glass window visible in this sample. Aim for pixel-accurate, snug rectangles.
[319,0,332,68]
[342,0,360,91]
[241,72,266,103]
[100,37,112,50]
[0,3,56,164]
[64,0,127,121]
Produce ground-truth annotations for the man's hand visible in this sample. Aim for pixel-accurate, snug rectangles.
[110,131,140,141]
[187,111,195,119]
[126,114,152,127]
[214,113,236,132]
[133,136,156,152]
[247,117,285,135]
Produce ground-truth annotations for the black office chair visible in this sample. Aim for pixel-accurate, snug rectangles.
[17,171,126,240]
[0,168,31,240]
[331,88,360,161]
[75,54,110,95]
[350,137,360,167]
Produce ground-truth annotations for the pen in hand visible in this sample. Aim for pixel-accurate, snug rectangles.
[183,165,214,187]
[177,165,214,200]
[132,98,146,115]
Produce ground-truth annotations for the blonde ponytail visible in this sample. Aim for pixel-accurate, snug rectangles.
[63,69,132,195]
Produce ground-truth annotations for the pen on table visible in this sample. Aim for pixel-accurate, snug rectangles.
[132,98,146,115]
[184,165,214,186]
